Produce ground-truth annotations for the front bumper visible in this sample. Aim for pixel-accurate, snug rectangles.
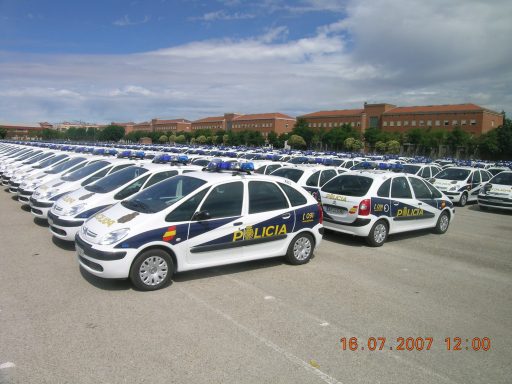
[48,211,85,241]
[477,195,512,211]
[75,234,135,279]
[29,197,53,219]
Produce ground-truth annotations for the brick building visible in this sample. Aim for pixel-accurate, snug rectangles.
[299,103,503,136]
[0,122,50,139]
[126,118,191,134]
[191,112,295,136]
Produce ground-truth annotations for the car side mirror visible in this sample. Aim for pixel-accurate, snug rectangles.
[193,210,211,221]
[429,178,435,184]
[483,183,492,193]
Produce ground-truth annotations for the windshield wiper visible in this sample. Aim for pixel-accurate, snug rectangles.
[122,200,154,213]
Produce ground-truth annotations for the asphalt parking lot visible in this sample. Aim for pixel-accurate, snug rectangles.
[0,190,511,384]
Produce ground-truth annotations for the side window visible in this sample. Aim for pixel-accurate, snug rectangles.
[420,167,430,178]
[266,164,281,174]
[480,170,490,182]
[81,166,112,186]
[144,171,178,189]
[255,166,265,174]
[305,171,320,187]
[278,182,307,207]
[114,175,150,200]
[249,181,289,213]
[320,170,337,186]
[409,177,433,199]
[426,182,443,198]
[432,167,441,176]
[198,182,243,219]
[472,171,481,183]
[377,178,391,197]
[391,177,412,199]
[166,188,209,222]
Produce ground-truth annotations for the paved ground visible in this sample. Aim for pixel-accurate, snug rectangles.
[0,189,511,384]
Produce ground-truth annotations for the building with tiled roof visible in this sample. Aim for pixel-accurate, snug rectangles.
[299,102,503,136]
[191,112,295,135]
[0,122,50,139]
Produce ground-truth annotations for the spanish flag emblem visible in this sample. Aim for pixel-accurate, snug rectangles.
[163,226,177,242]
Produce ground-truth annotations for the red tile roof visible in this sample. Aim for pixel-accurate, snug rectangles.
[154,119,191,124]
[233,113,295,121]
[193,116,225,123]
[384,103,483,114]
[299,109,364,118]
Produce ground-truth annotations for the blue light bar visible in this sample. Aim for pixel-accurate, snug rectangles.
[118,150,132,158]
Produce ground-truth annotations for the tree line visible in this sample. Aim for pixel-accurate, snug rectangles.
[2,116,511,160]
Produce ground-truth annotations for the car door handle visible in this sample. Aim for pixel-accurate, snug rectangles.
[393,202,399,206]
[418,202,423,206]
[233,222,243,226]
[281,213,291,219]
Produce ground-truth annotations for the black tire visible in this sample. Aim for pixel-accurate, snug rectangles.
[286,232,314,265]
[366,220,388,247]
[432,211,450,234]
[130,249,174,291]
[459,192,468,207]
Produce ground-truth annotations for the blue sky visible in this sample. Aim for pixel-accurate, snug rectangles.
[0,0,511,124]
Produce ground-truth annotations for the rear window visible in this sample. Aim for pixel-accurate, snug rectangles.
[271,168,304,183]
[490,172,512,186]
[322,175,373,197]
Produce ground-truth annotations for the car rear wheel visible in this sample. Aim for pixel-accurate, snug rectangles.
[433,211,450,234]
[286,233,314,265]
[459,192,468,207]
[130,249,173,291]
[366,220,388,247]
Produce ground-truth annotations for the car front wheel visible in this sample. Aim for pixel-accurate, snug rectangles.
[130,249,174,291]
[459,192,468,207]
[433,211,450,234]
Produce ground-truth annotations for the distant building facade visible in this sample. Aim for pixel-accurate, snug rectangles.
[0,122,50,139]
[299,103,503,136]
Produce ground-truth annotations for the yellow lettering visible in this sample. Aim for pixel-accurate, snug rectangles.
[254,228,261,239]
[233,231,243,241]
[277,225,287,236]
[266,226,274,237]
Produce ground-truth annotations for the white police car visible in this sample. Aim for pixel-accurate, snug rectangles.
[76,161,323,290]
[477,171,512,211]
[320,171,455,246]
[30,158,135,219]
[17,155,92,203]
[430,167,492,206]
[49,158,201,241]
[402,163,442,179]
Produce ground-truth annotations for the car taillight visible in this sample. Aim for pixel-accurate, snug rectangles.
[358,199,371,216]
[317,203,323,224]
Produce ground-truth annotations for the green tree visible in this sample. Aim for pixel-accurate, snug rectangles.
[344,137,355,151]
[325,124,358,150]
[196,135,207,144]
[98,125,125,142]
[267,131,278,147]
[291,118,314,147]
[159,135,168,143]
[175,135,186,144]
[288,134,307,149]
[375,141,387,153]
[169,134,177,143]
[386,140,401,154]
[222,134,229,145]
[0,127,7,139]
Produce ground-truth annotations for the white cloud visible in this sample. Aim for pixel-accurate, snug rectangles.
[0,0,511,123]
[191,10,256,21]
[113,15,151,26]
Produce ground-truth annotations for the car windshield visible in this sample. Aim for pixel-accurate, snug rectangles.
[61,160,110,181]
[488,168,507,176]
[34,154,68,169]
[403,165,421,174]
[322,175,374,197]
[23,152,52,165]
[490,172,512,186]
[270,168,304,183]
[435,168,471,181]
[16,150,41,161]
[121,175,206,213]
[46,157,87,174]
[85,166,149,193]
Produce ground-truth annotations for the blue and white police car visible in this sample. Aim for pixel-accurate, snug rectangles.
[430,167,492,206]
[49,157,201,241]
[477,171,512,211]
[319,171,455,246]
[76,161,323,290]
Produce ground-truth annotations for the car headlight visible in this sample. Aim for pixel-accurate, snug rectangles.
[99,228,130,245]
[449,186,457,191]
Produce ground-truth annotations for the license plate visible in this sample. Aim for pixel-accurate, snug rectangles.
[76,245,85,257]
[326,206,345,215]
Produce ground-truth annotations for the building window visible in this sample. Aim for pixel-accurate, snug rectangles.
[461,120,467,125]
[313,123,316,128]
[357,122,361,127]
[419,120,425,126]
[369,116,379,129]
[411,120,416,126]
[491,120,495,127]
[444,120,449,126]
[383,121,388,127]
[404,121,409,126]
[452,120,458,125]
[435,120,440,126]
[427,120,432,126]
[389,121,394,127]
[470,119,476,125]
[396,121,401,127]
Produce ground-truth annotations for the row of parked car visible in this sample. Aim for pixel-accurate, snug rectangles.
[1,141,510,290]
